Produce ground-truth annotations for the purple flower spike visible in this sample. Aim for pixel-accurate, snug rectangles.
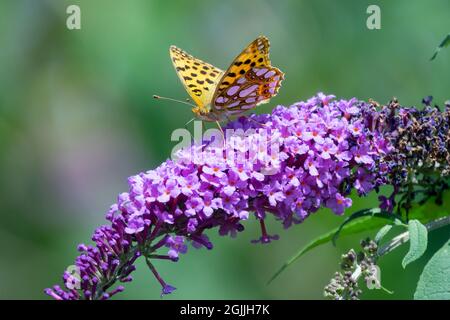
[47,93,450,299]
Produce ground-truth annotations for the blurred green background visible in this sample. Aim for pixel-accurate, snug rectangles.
[0,0,449,299]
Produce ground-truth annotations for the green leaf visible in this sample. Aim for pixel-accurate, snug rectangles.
[414,238,450,299]
[375,224,394,244]
[394,218,406,226]
[430,33,450,61]
[332,208,402,245]
[402,220,428,268]
[268,215,388,284]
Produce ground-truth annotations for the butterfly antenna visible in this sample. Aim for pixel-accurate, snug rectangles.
[153,95,196,108]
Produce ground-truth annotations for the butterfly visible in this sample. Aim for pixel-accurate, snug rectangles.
[165,36,284,122]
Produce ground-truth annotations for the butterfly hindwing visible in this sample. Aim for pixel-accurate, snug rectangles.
[213,66,284,114]
[169,46,224,109]
[212,36,284,115]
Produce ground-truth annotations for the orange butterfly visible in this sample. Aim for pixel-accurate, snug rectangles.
[157,36,284,123]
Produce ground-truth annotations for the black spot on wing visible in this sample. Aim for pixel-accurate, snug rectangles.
[192,88,202,96]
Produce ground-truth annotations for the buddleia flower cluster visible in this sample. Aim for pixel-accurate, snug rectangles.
[45,93,450,300]
[383,97,450,178]
[372,97,450,214]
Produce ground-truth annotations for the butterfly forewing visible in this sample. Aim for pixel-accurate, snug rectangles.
[169,46,224,110]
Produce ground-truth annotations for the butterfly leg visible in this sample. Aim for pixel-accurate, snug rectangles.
[247,115,268,128]
[184,117,196,128]
[215,120,226,146]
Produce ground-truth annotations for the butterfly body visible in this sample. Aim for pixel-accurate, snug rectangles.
[169,36,284,122]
